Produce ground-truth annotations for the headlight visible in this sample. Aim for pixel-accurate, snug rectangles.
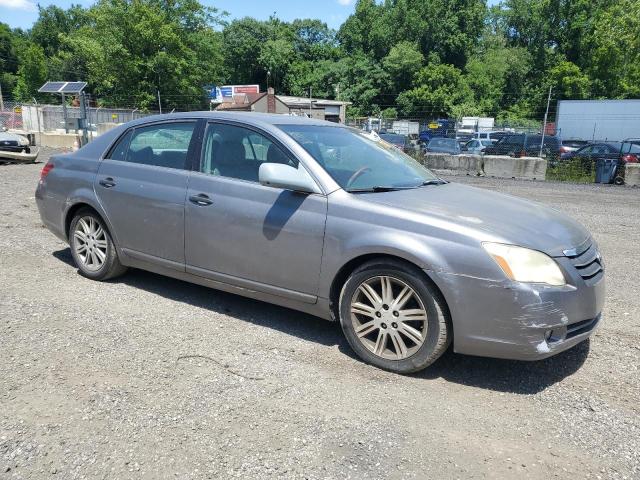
[482,242,566,286]
[19,136,29,146]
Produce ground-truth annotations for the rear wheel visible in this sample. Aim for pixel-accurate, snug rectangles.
[69,208,127,281]
[339,259,451,374]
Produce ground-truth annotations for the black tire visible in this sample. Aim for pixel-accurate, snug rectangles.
[613,176,625,186]
[68,208,127,281]
[338,259,451,374]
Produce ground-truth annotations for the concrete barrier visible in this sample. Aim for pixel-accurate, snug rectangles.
[422,153,547,180]
[422,153,482,175]
[483,155,547,180]
[97,122,121,136]
[40,132,80,149]
[625,164,640,186]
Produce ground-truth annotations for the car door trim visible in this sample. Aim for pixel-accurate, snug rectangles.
[186,264,317,304]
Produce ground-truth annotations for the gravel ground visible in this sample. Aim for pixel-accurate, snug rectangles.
[1,150,639,479]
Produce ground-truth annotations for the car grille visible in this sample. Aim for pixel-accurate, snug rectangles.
[565,241,604,286]
[566,314,601,339]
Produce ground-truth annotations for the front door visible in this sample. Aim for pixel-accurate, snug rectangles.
[95,120,199,265]
[185,122,327,300]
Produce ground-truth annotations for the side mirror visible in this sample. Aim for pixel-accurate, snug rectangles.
[259,163,320,194]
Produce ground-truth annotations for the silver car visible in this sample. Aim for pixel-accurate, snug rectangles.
[36,113,605,373]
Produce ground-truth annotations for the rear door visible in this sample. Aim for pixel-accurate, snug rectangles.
[184,121,327,300]
[95,120,200,267]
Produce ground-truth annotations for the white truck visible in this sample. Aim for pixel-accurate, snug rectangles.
[556,100,640,141]
[391,120,419,137]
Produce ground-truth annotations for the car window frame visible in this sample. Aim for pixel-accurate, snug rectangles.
[103,119,202,172]
[197,120,325,195]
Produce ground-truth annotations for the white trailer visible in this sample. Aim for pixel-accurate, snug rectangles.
[556,100,640,142]
[459,117,495,133]
[391,120,419,136]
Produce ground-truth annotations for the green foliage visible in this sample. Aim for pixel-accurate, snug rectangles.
[13,43,47,102]
[397,62,473,117]
[547,158,595,184]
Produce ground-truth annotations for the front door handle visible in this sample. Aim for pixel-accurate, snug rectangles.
[189,193,213,206]
[99,177,116,188]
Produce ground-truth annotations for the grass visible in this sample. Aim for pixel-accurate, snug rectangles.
[546,158,596,183]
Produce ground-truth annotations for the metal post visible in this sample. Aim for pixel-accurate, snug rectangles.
[539,85,552,158]
[157,90,162,114]
[309,87,312,118]
[61,93,69,133]
[0,83,4,111]
[79,92,88,146]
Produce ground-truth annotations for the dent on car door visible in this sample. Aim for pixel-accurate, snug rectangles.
[184,122,328,300]
[95,121,199,266]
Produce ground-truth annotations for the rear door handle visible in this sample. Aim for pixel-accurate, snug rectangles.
[99,177,116,188]
[189,193,213,206]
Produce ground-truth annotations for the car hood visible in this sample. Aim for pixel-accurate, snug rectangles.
[362,182,590,256]
[0,132,29,146]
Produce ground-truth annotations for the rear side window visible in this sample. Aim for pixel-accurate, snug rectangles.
[114,122,196,169]
[106,130,132,161]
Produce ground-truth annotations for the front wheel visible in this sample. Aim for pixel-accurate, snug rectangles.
[339,259,451,374]
[69,208,127,281]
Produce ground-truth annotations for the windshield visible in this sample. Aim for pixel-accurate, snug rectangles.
[278,124,439,191]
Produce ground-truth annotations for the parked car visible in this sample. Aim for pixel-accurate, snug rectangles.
[424,137,461,155]
[560,139,590,155]
[557,141,640,179]
[483,134,561,160]
[463,139,494,155]
[379,133,408,152]
[36,112,604,374]
[0,130,38,163]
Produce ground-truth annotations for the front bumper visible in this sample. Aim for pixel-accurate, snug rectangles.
[0,147,38,163]
[429,261,605,361]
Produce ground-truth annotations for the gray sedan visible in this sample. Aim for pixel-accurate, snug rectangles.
[35,113,605,373]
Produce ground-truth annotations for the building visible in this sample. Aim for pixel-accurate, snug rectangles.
[214,88,350,123]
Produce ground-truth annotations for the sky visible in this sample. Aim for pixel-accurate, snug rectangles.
[0,0,359,30]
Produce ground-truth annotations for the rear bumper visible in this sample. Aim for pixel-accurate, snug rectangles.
[429,268,605,361]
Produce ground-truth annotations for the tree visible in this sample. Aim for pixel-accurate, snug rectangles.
[55,0,225,110]
[0,23,19,99]
[397,61,473,117]
[30,5,89,57]
[13,43,47,102]
[382,41,424,93]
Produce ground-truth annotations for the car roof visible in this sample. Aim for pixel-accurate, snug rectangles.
[128,111,341,130]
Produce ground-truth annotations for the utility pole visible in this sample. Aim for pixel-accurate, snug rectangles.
[309,87,312,118]
[539,85,552,158]
[157,90,162,114]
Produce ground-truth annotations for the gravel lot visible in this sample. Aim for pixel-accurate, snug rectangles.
[1,150,639,479]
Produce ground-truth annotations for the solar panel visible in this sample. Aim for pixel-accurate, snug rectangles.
[60,82,87,93]
[38,81,87,94]
[38,82,67,93]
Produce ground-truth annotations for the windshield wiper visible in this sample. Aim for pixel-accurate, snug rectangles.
[347,185,416,193]
[420,179,448,186]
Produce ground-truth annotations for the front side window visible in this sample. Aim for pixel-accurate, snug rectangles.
[125,122,195,169]
[201,123,297,183]
[278,124,439,191]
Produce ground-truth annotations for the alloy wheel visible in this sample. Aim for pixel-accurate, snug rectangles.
[73,216,108,271]
[350,275,428,360]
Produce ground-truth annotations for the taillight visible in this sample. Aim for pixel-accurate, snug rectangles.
[40,162,54,179]
[559,146,569,153]
[622,154,638,163]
